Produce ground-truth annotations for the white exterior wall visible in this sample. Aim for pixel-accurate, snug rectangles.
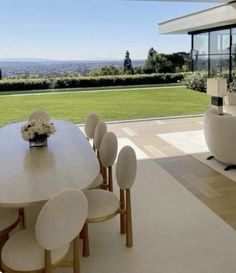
[159,3,236,34]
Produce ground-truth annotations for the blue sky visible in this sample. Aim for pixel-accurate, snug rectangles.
[0,0,216,60]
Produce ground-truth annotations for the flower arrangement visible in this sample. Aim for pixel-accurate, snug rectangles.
[21,118,56,142]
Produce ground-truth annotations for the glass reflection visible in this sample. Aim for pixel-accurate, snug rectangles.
[210,29,230,55]
[193,33,208,55]
[209,54,229,77]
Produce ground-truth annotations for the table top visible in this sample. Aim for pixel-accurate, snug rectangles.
[0,120,100,207]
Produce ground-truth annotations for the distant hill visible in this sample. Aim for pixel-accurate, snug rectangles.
[0,59,145,77]
[0,58,53,62]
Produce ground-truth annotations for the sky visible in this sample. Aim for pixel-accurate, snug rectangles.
[0,0,216,60]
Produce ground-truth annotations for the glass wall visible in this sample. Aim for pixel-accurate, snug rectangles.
[231,28,236,78]
[192,55,208,72]
[193,33,208,55]
[192,26,236,80]
[192,33,208,74]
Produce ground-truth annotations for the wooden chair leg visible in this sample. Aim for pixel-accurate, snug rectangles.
[19,208,25,229]
[102,167,107,187]
[120,189,126,234]
[97,151,102,174]
[73,235,80,273]
[0,233,9,272]
[108,166,113,192]
[82,223,90,257]
[126,189,133,247]
[44,250,52,273]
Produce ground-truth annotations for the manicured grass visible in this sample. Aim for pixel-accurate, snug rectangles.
[0,87,210,125]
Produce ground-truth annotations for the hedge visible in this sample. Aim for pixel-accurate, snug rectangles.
[183,73,233,93]
[0,73,187,92]
[0,79,51,91]
[183,73,208,92]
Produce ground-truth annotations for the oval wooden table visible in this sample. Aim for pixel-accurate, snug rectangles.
[0,120,100,207]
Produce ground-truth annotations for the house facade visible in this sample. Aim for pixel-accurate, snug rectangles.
[158,1,236,79]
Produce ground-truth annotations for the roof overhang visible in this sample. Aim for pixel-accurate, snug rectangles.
[150,0,229,2]
[133,0,230,2]
[159,2,236,34]
[130,0,230,2]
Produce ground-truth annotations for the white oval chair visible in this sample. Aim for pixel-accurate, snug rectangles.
[0,208,20,270]
[1,189,88,273]
[28,110,50,122]
[204,108,236,170]
[99,132,118,192]
[82,146,137,257]
[84,112,99,150]
[84,121,107,190]
[93,121,107,173]
[85,173,103,191]
[93,120,107,153]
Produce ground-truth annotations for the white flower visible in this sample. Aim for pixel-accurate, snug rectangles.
[21,118,56,141]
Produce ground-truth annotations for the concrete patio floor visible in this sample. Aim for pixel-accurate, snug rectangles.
[104,115,236,230]
[53,115,236,273]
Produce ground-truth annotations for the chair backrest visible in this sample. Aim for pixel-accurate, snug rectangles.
[100,132,118,168]
[116,146,137,190]
[28,110,50,122]
[35,189,88,250]
[84,112,99,139]
[93,121,107,151]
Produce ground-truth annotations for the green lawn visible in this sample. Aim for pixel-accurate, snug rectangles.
[0,87,210,126]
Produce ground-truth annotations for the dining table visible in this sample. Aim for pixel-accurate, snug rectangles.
[0,120,100,208]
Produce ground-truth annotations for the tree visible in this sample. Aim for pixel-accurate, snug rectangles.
[143,47,189,74]
[166,53,185,72]
[143,47,157,74]
[133,66,143,74]
[123,51,134,74]
[0,69,2,80]
[89,65,120,76]
[155,53,173,73]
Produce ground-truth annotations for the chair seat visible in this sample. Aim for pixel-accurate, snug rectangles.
[2,229,70,272]
[87,174,103,190]
[85,189,119,222]
[0,208,19,232]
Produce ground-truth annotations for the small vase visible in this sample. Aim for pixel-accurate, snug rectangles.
[29,134,48,148]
